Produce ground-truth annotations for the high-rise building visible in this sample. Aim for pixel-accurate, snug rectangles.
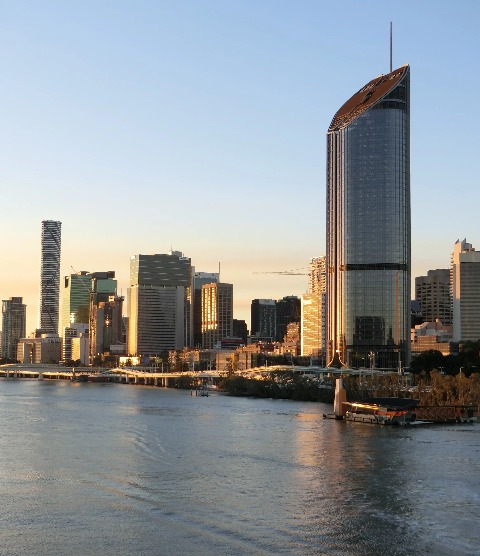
[60,271,91,334]
[415,269,452,325]
[61,271,116,357]
[193,272,219,347]
[1,297,26,360]
[276,296,300,342]
[39,220,62,333]
[201,282,233,349]
[451,239,480,342]
[301,257,327,357]
[251,299,276,340]
[326,65,410,369]
[128,251,191,355]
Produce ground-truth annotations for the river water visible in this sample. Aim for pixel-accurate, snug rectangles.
[0,379,478,556]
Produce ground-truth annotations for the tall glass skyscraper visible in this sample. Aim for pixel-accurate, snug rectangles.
[326,65,410,370]
[39,220,62,334]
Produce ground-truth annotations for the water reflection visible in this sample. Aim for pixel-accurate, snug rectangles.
[0,381,478,556]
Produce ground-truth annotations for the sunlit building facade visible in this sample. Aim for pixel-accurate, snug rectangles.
[201,282,233,349]
[39,220,62,334]
[326,65,411,369]
[451,239,480,342]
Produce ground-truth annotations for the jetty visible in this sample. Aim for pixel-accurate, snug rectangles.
[323,378,478,425]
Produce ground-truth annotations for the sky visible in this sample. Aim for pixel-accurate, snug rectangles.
[1,0,479,333]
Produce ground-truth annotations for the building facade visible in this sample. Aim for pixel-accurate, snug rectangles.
[60,271,91,335]
[251,299,276,340]
[326,65,411,369]
[415,268,452,326]
[301,257,327,358]
[193,271,219,347]
[1,297,26,360]
[129,251,192,354]
[451,239,480,342]
[276,296,300,342]
[39,220,62,333]
[201,282,233,349]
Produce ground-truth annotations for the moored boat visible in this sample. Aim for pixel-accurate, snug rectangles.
[343,397,419,425]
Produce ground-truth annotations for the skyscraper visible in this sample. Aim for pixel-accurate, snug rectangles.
[201,282,233,349]
[451,239,480,342]
[276,296,300,342]
[1,297,26,360]
[128,251,191,355]
[326,65,410,369]
[301,257,326,357]
[193,271,219,347]
[251,299,276,340]
[39,220,62,334]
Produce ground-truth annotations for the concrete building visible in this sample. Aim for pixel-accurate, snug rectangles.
[326,65,411,369]
[63,323,89,362]
[451,239,480,341]
[39,220,62,333]
[1,297,26,361]
[415,269,451,326]
[71,333,89,366]
[201,282,233,349]
[128,251,192,355]
[17,333,62,364]
[251,299,276,340]
[411,320,455,357]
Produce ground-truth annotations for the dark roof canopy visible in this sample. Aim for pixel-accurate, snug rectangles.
[328,65,409,132]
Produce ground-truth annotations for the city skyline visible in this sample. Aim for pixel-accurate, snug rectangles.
[1,1,480,332]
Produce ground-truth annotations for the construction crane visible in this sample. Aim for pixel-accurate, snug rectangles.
[253,269,308,276]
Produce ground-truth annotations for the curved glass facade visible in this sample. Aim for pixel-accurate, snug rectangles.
[326,66,410,369]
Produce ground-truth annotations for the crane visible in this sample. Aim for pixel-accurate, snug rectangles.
[253,269,307,275]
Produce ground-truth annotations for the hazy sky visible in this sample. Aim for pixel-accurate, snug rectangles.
[1,0,479,332]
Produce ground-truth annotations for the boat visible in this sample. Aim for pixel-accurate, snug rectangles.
[72,374,88,383]
[343,397,419,426]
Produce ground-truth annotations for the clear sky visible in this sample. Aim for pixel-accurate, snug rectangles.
[1,0,479,333]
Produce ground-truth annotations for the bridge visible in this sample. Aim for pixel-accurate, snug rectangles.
[0,363,393,386]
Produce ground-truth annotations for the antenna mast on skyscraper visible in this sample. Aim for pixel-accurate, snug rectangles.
[390,21,393,72]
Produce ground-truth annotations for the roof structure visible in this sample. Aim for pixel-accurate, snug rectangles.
[328,64,409,132]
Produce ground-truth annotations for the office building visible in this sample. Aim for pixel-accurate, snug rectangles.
[193,271,219,347]
[1,297,26,361]
[63,322,89,362]
[276,296,300,342]
[201,282,233,349]
[301,257,327,357]
[451,239,480,342]
[251,299,276,341]
[60,271,91,335]
[128,251,191,355]
[61,271,116,356]
[415,269,451,326]
[39,220,62,333]
[326,65,411,369]
[89,294,124,361]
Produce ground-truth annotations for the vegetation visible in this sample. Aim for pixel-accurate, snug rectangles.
[219,371,334,403]
[219,369,480,407]
[410,340,480,375]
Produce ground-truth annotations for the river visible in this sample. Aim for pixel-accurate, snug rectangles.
[0,379,478,555]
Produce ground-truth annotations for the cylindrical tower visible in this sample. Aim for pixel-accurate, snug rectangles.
[39,220,62,334]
